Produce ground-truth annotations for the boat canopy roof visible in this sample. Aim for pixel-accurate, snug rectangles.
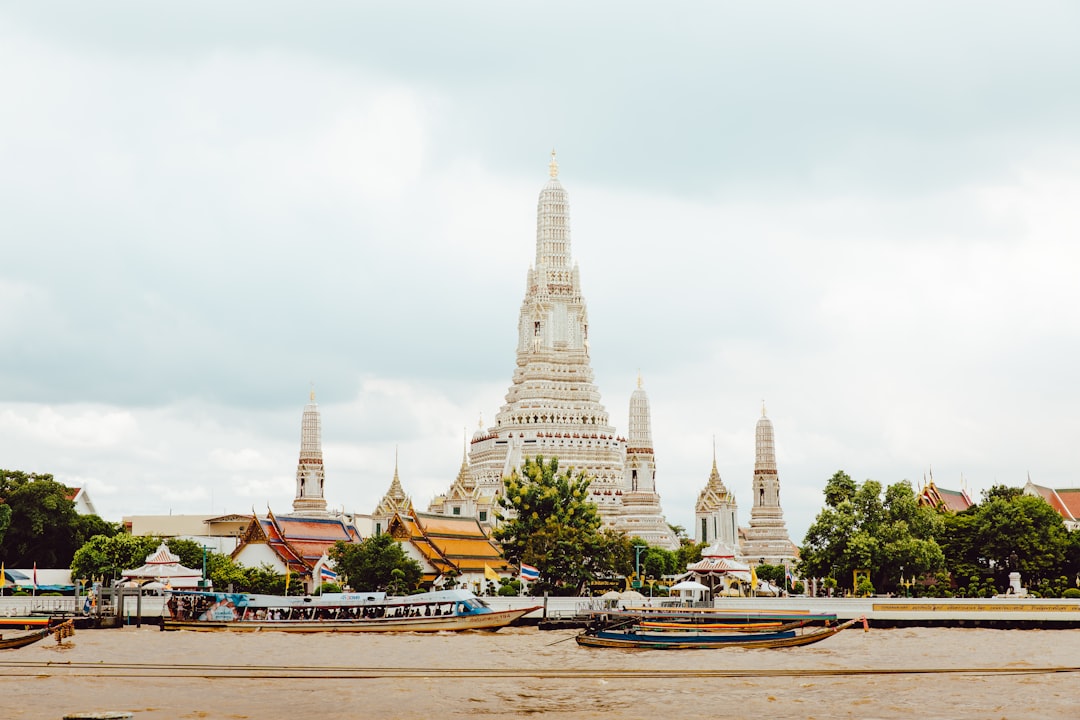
[167,588,484,609]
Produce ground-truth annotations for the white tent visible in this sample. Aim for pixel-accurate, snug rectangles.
[669,580,710,591]
[669,580,711,604]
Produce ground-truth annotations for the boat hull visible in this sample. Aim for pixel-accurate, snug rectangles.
[637,618,814,632]
[0,624,59,650]
[162,606,538,633]
[576,618,860,650]
[604,608,839,624]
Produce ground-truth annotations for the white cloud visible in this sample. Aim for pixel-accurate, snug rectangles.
[2,4,1080,548]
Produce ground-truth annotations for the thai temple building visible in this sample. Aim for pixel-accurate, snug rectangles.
[387,510,511,590]
[427,152,677,549]
[694,443,740,551]
[737,406,797,566]
[1023,476,1080,531]
[916,473,974,513]
[372,451,413,536]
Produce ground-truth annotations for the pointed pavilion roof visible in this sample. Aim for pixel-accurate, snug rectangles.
[696,442,735,511]
[374,453,412,517]
[916,478,973,513]
[121,542,202,583]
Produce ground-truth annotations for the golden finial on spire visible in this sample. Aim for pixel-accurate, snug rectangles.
[310,381,316,403]
[549,148,558,178]
[761,400,767,417]
[637,370,643,389]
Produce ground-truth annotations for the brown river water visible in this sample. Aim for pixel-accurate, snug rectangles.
[1,625,1077,720]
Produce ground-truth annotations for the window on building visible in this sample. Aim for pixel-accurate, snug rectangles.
[452,506,461,516]
[479,511,487,522]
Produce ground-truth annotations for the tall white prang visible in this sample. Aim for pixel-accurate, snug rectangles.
[739,405,796,566]
[292,390,328,515]
[428,153,676,548]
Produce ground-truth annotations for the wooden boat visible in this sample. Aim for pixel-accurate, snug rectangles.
[0,618,74,650]
[575,617,862,649]
[162,589,540,633]
[0,626,52,650]
[588,608,838,628]
[616,607,839,623]
[638,618,816,633]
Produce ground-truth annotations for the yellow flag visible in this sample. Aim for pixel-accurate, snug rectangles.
[750,565,758,587]
[0,562,5,589]
[284,568,290,595]
[484,564,500,582]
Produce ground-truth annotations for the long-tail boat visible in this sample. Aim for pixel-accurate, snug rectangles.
[637,618,817,633]
[605,606,838,623]
[0,619,75,650]
[575,616,863,649]
[162,589,540,633]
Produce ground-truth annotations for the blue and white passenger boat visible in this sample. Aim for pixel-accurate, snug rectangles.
[162,589,539,633]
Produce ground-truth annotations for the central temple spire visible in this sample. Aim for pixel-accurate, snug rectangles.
[534,151,574,276]
[427,152,677,548]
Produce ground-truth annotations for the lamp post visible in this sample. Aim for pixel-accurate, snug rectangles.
[201,545,211,589]
[633,546,646,590]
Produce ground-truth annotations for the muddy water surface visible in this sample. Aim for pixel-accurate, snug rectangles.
[1,625,1077,719]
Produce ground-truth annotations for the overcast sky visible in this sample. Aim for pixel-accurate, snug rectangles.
[2,2,1079,545]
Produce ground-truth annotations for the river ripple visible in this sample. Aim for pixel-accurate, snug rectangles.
[1,625,1077,719]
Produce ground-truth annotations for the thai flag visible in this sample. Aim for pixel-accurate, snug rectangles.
[785,567,795,588]
[320,566,338,582]
[520,563,540,582]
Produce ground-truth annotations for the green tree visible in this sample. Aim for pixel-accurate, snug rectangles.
[69,534,159,586]
[72,514,121,549]
[675,540,705,572]
[799,472,945,593]
[1,474,81,566]
[328,534,422,593]
[494,456,626,595]
[205,552,249,591]
[755,563,786,588]
[0,470,119,568]
[0,503,11,549]
[496,577,522,596]
[628,538,677,581]
[940,488,1069,593]
[238,563,289,594]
